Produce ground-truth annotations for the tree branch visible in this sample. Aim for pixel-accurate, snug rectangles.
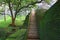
[15,0,22,17]
[15,0,43,18]
[8,1,13,17]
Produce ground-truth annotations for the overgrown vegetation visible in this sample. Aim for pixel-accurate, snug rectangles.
[0,14,28,40]
[36,1,60,40]
[0,0,58,40]
[0,15,25,28]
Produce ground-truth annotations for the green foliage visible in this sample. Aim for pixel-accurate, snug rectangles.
[0,0,37,13]
[0,9,4,12]
[0,28,7,40]
[0,0,4,3]
[0,15,27,40]
[22,13,30,29]
[6,29,27,40]
[36,1,60,40]
[2,0,37,10]
[36,9,47,18]
[45,0,51,4]
[0,15,25,28]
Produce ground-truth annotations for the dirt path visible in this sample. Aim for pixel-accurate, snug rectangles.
[27,10,39,40]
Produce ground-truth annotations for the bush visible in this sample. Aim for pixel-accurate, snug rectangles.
[22,13,30,29]
[6,29,27,40]
[0,28,7,40]
[36,1,60,40]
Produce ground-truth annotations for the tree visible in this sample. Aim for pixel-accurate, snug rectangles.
[2,0,43,26]
[0,3,6,21]
[0,0,51,26]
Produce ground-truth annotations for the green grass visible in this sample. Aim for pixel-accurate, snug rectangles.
[15,16,26,26]
[0,15,26,28]
[0,15,11,28]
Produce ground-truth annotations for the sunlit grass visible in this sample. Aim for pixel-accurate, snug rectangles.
[15,16,26,26]
[0,15,26,28]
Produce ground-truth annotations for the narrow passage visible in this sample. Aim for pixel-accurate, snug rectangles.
[27,9,40,40]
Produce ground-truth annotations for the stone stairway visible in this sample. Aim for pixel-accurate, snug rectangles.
[27,10,40,40]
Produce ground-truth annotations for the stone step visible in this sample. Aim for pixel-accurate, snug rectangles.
[28,28,38,30]
[29,28,38,30]
[29,24,36,25]
[27,39,39,40]
[28,31,38,33]
[28,31,38,34]
[28,34,39,36]
[28,29,38,31]
[28,30,38,33]
[28,32,39,37]
[28,36,39,39]
[28,32,38,34]
[29,26,37,28]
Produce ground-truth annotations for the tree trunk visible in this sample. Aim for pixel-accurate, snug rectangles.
[4,12,6,21]
[10,17,16,27]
